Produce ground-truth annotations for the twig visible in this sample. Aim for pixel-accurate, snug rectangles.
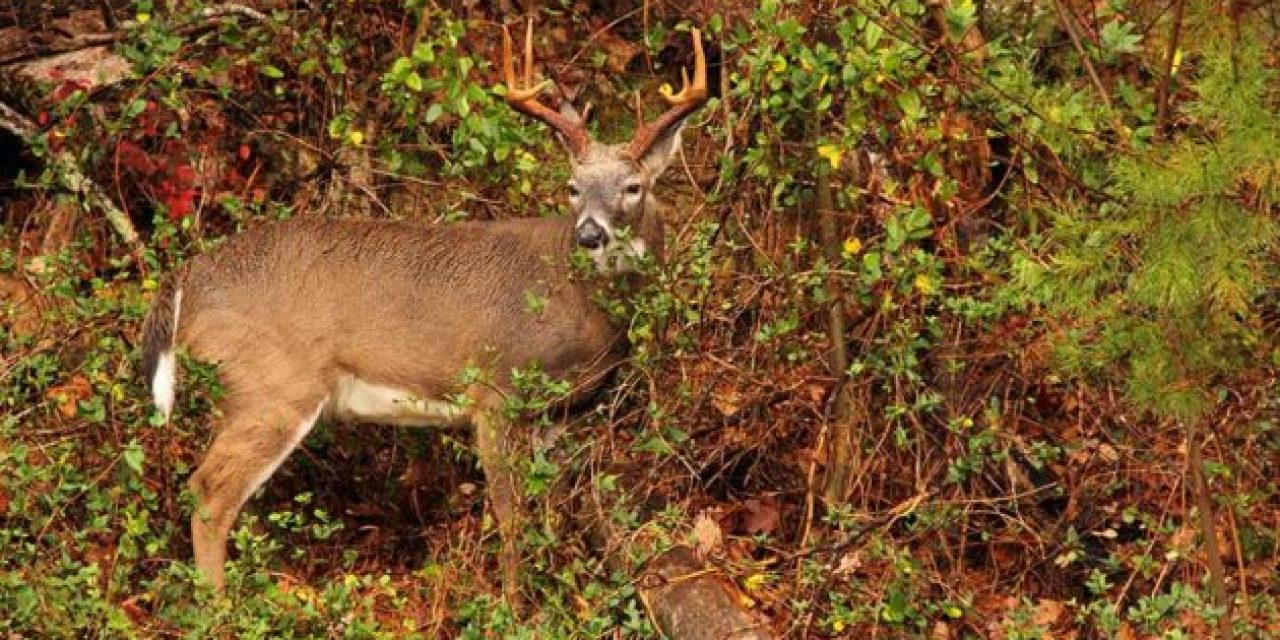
[96,0,119,30]
[0,100,143,259]
[1046,0,1131,143]
[1049,0,1113,113]
[0,2,294,66]
[1185,416,1233,640]
[1154,0,1186,138]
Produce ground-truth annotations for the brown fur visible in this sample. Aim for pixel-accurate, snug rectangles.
[140,275,178,385]
[144,25,705,603]
[145,212,662,600]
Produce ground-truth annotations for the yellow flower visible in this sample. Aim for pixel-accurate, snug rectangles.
[817,144,842,170]
[914,274,936,295]
[744,573,768,593]
[833,619,846,632]
[136,12,151,24]
[842,236,862,257]
[348,130,365,146]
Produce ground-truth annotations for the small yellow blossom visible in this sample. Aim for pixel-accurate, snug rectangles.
[136,12,151,24]
[842,236,862,257]
[817,144,842,170]
[348,130,365,146]
[744,574,768,593]
[914,273,936,295]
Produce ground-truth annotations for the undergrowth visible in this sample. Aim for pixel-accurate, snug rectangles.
[0,0,1277,638]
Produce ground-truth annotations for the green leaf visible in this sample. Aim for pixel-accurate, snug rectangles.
[123,98,147,119]
[404,71,424,92]
[1100,21,1142,56]
[122,441,145,475]
[424,103,444,124]
[411,41,434,63]
[389,56,413,79]
[260,64,285,79]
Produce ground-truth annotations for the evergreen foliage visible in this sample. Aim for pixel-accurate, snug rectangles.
[1016,25,1280,420]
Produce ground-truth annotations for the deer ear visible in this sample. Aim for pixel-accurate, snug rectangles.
[636,117,687,176]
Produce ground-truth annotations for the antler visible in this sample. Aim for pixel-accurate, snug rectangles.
[500,20,590,156]
[626,28,708,161]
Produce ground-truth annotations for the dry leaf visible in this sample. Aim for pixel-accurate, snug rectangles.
[1097,442,1119,462]
[833,550,863,575]
[691,511,723,559]
[711,386,743,417]
[740,496,781,535]
[1032,598,1065,627]
[120,595,148,623]
[46,375,91,419]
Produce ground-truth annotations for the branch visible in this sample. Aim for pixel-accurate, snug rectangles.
[0,3,293,66]
[1154,0,1186,138]
[0,100,142,257]
[1050,0,1128,141]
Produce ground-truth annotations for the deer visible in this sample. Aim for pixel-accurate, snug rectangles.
[138,21,707,604]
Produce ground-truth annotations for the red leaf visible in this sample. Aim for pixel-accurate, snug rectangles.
[740,496,781,536]
[238,144,251,161]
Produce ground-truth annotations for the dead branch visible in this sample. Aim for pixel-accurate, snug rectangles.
[0,100,142,257]
[0,3,294,66]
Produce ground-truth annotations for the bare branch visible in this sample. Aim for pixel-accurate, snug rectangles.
[0,100,142,257]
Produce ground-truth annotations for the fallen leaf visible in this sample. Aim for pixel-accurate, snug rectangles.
[120,595,149,623]
[833,550,862,575]
[691,511,723,559]
[711,386,742,417]
[740,496,781,535]
[1032,598,1065,627]
[46,375,92,419]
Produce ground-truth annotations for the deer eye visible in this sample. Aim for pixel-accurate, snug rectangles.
[568,184,581,198]
[624,183,643,197]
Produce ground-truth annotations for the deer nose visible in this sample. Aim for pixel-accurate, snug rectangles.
[576,219,608,250]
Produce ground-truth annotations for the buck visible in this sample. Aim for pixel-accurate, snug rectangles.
[139,22,707,601]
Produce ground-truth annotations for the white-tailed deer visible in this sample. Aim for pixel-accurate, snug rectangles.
[139,22,707,602]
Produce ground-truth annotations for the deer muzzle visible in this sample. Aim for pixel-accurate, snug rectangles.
[576,218,608,250]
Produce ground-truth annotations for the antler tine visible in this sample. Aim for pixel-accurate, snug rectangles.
[627,28,709,161]
[522,19,535,90]
[497,19,590,155]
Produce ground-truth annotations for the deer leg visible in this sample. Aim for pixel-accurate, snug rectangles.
[189,400,324,590]
[471,392,525,606]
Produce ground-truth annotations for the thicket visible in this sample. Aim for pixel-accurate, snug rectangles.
[0,0,1276,638]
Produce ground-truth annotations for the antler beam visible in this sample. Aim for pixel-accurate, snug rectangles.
[499,20,590,157]
[626,28,708,161]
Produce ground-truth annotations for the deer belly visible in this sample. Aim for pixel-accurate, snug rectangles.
[330,375,469,427]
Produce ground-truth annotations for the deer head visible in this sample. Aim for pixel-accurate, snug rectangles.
[501,20,708,271]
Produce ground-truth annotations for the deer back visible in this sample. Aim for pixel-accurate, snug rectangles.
[170,217,629,412]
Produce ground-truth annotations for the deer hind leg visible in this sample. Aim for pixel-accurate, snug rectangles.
[189,398,324,590]
[471,390,525,606]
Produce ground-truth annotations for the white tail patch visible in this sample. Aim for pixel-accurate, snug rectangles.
[152,288,182,421]
[153,351,177,421]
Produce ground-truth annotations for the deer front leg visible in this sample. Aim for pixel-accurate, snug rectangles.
[472,393,525,607]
